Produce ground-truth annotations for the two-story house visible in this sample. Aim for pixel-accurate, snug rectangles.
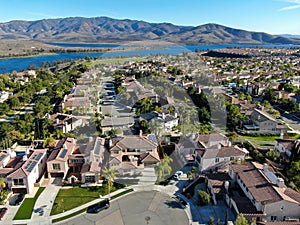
[6,149,47,194]
[274,138,300,163]
[109,134,160,175]
[227,162,300,222]
[47,138,76,179]
[195,144,247,172]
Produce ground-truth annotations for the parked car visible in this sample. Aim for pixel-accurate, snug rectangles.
[87,199,110,213]
[14,194,25,206]
[0,207,8,220]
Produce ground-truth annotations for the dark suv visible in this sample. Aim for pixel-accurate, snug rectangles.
[87,199,110,213]
[14,194,25,205]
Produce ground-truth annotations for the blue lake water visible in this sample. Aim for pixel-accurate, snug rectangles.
[0,44,298,74]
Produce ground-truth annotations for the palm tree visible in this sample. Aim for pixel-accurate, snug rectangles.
[43,136,55,148]
[154,154,173,181]
[102,167,117,199]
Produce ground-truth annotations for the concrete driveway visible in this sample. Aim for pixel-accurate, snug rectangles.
[57,191,189,225]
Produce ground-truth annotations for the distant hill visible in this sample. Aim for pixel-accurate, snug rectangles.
[280,34,300,39]
[0,16,300,45]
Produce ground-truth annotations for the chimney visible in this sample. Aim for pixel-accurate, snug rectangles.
[228,141,232,147]
[263,163,268,172]
[237,158,241,164]
[162,113,166,120]
[56,118,60,124]
[89,137,93,142]
[139,129,143,137]
[218,143,222,149]
[277,177,285,188]
[174,112,178,118]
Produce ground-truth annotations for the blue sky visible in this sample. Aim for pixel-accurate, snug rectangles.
[0,0,300,34]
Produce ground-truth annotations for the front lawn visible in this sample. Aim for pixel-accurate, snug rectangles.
[50,182,124,215]
[239,135,280,142]
[13,187,45,220]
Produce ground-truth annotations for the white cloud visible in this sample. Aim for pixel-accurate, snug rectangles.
[279,0,300,11]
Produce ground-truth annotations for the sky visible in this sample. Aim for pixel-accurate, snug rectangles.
[0,0,300,35]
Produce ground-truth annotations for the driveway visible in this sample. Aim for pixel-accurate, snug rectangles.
[57,191,189,225]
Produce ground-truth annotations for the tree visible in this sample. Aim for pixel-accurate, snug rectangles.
[154,154,173,181]
[0,178,6,190]
[235,215,250,225]
[136,97,153,115]
[197,190,211,206]
[287,160,300,187]
[102,167,117,199]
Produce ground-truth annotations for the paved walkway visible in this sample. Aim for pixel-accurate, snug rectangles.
[30,178,61,222]
[137,167,157,185]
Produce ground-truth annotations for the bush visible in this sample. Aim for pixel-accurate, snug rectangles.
[197,190,211,206]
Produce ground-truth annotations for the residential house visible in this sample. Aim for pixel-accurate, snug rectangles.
[206,173,232,204]
[101,116,134,133]
[67,137,105,185]
[6,149,47,194]
[47,138,76,179]
[196,133,229,148]
[195,144,247,173]
[59,94,91,113]
[109,135,160,175]
[47,113,86,133]
[274,138,300,163]
[249,109,278,132]
[227,162,300,222]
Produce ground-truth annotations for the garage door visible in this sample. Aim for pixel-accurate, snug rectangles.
[50,172,64,178]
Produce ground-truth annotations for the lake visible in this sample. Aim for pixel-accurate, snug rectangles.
[0,43,298,74]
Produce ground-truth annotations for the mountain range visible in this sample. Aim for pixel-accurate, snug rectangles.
[0,16,299,45]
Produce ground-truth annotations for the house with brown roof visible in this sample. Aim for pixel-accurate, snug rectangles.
[6,149,47,194]
[109,134,160,175]
[47,138,76,179]
[47,113,87,133]
[274,139,300,163]
[227,162,300,222]
[68,137,105,185]
[195,143,247,173]
[196,133,229,148]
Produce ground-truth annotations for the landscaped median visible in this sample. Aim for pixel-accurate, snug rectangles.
[13,187,45,220]
[51,188,134,224]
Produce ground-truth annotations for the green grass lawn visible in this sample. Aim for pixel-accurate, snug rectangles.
[13,187,45,220]
[52,188,133,224]
[50,183,124,215]
[239,135,280,142]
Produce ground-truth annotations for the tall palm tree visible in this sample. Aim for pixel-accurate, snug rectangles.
[102,167,117,199]
[154,154,173,181]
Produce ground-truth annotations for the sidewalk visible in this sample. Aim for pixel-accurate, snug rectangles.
[30,178,61,221]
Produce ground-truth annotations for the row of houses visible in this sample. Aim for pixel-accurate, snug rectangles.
[0,133,161,194]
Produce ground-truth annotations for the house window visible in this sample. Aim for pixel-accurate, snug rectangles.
[52,163,61,171]
[13,178,24,186]
[215,158,219,163]
[271,216,277,221]
[85,176,96,183]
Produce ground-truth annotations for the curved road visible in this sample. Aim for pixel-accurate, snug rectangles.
[57,191,189,225]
